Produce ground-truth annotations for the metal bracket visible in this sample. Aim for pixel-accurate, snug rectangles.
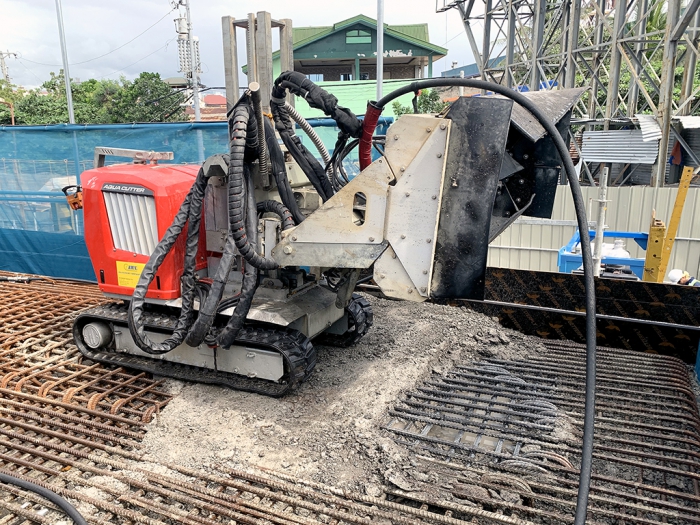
[94,147,174,168]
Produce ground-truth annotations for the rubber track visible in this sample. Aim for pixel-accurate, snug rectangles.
[73,303,316,397]
[316,293,373,348]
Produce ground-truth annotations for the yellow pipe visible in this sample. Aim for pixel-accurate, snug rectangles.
[656,166,694,282]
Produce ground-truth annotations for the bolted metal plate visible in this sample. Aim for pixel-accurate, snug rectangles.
[383,114,442,176]
[374,246,425,302]
[217,346,284,381]
[273,159,394,249]
[114,328,216,369]
[384,119,450,297]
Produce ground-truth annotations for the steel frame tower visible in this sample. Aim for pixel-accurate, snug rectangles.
[438,0,700,186]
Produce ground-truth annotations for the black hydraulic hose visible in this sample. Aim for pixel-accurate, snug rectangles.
[271,100,333,202]
[257,200,295,231]
[264,117,305,224]
[249,83,270,180]
[185,232,237,347]
[228,104,279,271]
[374,78,596,525]
[218,168,260,348]
[0,471,88,525]
[128,168,208,355]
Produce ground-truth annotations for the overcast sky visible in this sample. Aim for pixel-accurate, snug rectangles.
[1,0,482,91]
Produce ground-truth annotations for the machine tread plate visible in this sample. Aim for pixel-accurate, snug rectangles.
[74,303,316,397]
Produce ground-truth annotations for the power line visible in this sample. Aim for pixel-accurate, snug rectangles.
[16,60,43,83]
[20,7,176,68]
[99,39,174,79]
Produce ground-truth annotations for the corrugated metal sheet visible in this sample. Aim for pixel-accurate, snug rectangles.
[677,116,700,129]
[682,127,700,168]
[488,185,700,275]
[635,114,662,141]
[581,130,659,164]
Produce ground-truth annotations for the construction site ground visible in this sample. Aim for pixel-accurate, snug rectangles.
[1,272,700,525]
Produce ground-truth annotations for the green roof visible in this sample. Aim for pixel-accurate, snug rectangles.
[385,24,430,43]
[289,17,431,47]
[289,15,445,55]
[244,14,446,69]
[292,26,330,43]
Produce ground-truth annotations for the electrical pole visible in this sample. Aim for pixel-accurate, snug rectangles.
[175,0,201,121]
[184,0,200,121]
[0,52,17,84]
[54,0,75,124]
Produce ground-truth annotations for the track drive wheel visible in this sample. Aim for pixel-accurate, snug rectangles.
[317,293,373,348]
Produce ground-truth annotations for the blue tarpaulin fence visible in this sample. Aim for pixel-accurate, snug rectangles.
[0,118,391,280]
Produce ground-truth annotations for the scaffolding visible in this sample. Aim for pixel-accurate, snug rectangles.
[439,0,700,186]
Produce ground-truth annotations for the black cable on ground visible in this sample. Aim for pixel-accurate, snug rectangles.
[0,472,88,525]
[369,79,596,525]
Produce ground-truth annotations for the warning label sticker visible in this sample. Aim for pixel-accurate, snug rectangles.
[116,261,146,288]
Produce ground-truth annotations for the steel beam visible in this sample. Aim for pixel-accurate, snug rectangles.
[482,0,493,83]
[672,0,700,41]
[457,0,483,72]
[530,0,546,90]
[565,0,581,88]
[654,0,682,189]
[679,9,700,115]
[280,18,294,107]
[506,0,516,87]
[626,0,648,116]
[604,0,628,128]
[245,13,258,90]
[255,11,274,114]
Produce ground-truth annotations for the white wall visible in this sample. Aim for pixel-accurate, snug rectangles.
[488,186,700,276]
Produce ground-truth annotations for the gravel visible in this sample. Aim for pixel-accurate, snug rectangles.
[140,293,547,495]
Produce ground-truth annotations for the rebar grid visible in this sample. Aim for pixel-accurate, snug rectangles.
[386,341,700,524]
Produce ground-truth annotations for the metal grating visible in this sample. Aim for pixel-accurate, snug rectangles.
[103,191,158,255]
[386,341,700,524]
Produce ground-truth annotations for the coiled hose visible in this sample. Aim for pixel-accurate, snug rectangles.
[129,96,292,353]
[227,105,279,271]
[128,166,211,354]
[362,78,596,525]
[258,199,295,230]
[264,117,305,224]
[284,102,331,166]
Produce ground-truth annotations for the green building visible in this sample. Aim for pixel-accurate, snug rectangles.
[245,15,448,118]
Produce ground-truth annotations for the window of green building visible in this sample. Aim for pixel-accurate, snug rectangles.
[346,29,371,44]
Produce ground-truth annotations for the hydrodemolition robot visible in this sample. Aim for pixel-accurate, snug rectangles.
[66,72,596,525]
[71,73,582,395]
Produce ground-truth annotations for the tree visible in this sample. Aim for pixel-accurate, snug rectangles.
[0,79,24,124]
[391,89,450,117]
[0,71,187,125]
[110,72,186,123]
